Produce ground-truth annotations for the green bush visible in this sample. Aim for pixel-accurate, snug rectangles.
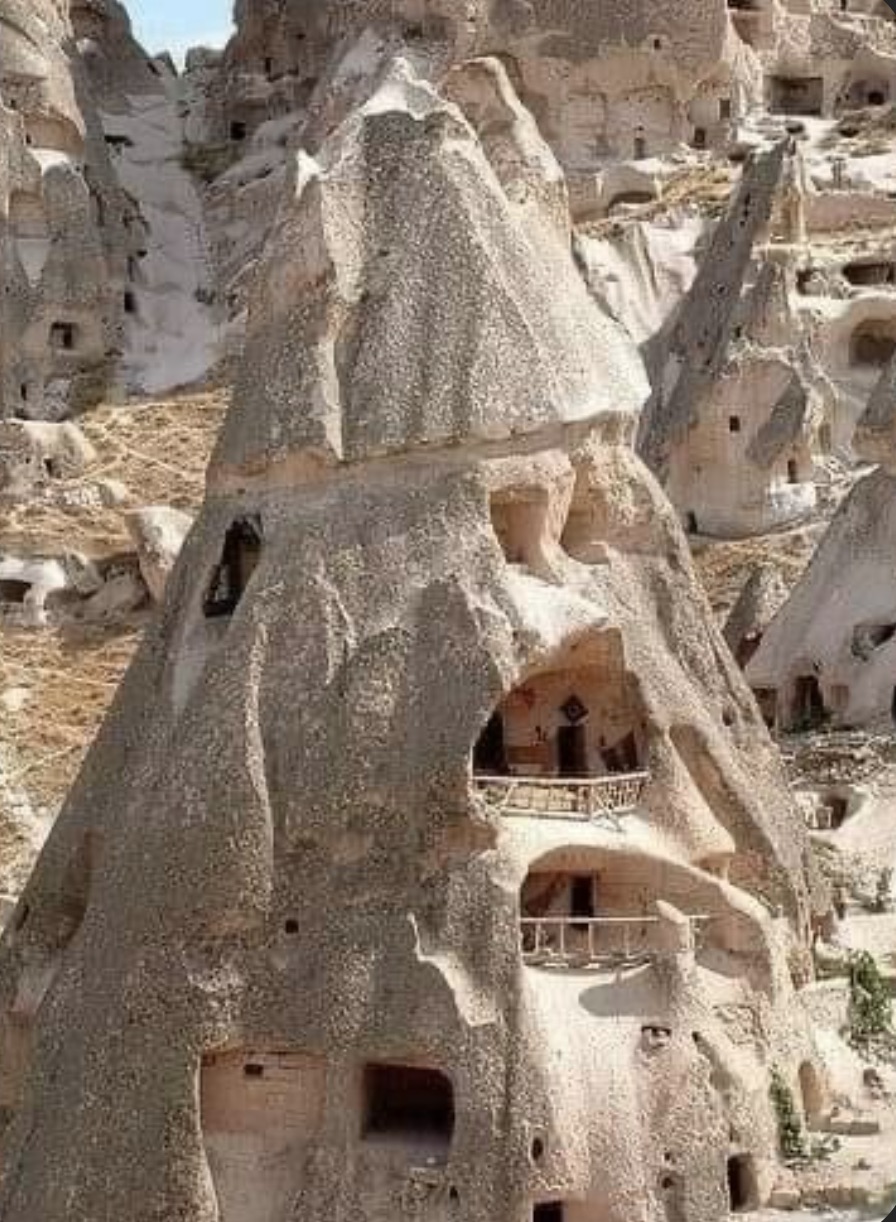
[848,951,892,1045]
[770,1066,806,1161]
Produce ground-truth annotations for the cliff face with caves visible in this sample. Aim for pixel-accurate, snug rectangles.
[0,42,823,1222]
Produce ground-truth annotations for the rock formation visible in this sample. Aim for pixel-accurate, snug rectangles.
[0,59,824,1222]
[747,352,896,732]
[0,0,131,419]
[0,0,219,421]
[637,140,833,539]
[183,0,896,407]
[724,562,791,674]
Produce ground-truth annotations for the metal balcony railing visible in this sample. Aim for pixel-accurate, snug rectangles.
[474,772,648,821]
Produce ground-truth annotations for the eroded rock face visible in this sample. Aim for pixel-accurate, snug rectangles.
[186,0,756,338]
[126,505,193,602]
[638,143,830,539]
[0,0,219,418]
[0,65,819,1222]
[0,0,134,419]
[748,357,896,731]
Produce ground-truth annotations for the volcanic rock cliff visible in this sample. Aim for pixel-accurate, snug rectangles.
[0,58,823,1222]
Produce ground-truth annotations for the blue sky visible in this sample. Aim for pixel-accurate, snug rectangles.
[127,0,234,61]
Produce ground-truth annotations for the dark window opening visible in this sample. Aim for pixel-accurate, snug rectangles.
[534,1205,564,1222]
[685,511,698,534]
[769,76,824,117]
[203,517,262,619]
[868,623,896,648]
[727,1155,757,1212]
[243,1063,264,1078]
[844,261,895,287]
[634,135,647,159]
[729,415,741,433]
[363,1064,454,1144]
[474,712,508,775]
[19,383,27,402]
[557,723,588,777]
[50,322,76,351]
[787,459,799,484]
[123,290,137,315]
[601,731,640,774]
[720,98,732,120]
[868,89,886,106]
[853,622,896,659]
[792,675,825,730]
[230,120,248,142]
[284,919,299,934]
[828,796,849,828]
[570,875,596,921]
[0,579,30,604]
[264,57,274,76]
[851,326,896,367]
[692,127,707,149]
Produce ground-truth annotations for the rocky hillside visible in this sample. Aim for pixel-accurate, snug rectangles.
[3,2,896,1215]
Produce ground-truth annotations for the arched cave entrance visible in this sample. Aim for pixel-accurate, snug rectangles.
[850,321,896,368]
[472,633,643,781]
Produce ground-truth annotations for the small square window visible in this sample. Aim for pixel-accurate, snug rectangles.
[729,416,741,433]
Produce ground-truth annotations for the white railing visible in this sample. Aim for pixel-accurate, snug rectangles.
[804,805,840,831]
[520,914,710,969]
[474,772,648,820]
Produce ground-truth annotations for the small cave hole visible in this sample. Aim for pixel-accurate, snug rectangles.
[362,1063,455,1145]
[0,579,30,604]
[49,322,77,352]
[727,1154,758,1212]
[203,517,262,619]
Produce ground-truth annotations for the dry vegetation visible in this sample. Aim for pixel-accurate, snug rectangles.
[823,103,896,157]
[692,523,823,624]
[0,390,229,814]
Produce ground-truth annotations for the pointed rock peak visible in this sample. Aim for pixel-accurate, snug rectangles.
[855,351,896,471]
[724,563,790,656]
[638,140,790,479]
[211,60,648,484]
